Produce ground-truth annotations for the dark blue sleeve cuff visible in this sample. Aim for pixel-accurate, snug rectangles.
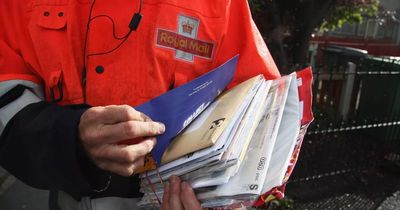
[0,102,142,199]
[0,102,103,195]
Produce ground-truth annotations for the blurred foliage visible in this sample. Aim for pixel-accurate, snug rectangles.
[321,0,379,30]
[246,197,294,210]
[248,0,265,14]
[249,0,379,30]
[268,197,294,210]
[247,0,380,69]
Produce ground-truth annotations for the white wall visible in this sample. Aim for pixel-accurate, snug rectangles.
[380,0,400,11]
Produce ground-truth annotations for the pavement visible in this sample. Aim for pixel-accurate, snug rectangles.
[377,191,400,210]
[280,163,400,210]
[0,167,48,210]
[1,167,400,210]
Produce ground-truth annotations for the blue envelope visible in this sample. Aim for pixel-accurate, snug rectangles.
[135,55,239,164]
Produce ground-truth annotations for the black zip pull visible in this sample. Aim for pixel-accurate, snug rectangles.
[129,13,142,31]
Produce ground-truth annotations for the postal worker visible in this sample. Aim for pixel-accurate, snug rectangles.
[0,0,280,209]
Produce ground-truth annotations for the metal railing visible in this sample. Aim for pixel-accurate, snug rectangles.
[291,56,400,182]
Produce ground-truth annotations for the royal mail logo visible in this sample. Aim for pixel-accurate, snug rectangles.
[182,21,194,34]
[156,15,215,62]
[157,29,214,59]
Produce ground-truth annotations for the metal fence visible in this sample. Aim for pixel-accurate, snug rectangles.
[290,55,400,183]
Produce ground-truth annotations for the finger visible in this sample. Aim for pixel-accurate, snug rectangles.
[119,135,157,145]
[141,113,152,122]
[96,156,145,176]
[161,182,171,210]
[169,176,184,210]
[101,105,148,124]
[180,182,202,210]
[91,120,165,144]
[92,138,157,163]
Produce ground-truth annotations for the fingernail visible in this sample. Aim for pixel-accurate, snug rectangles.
[158,122,166,133]
[150,138,157,146]
[170,175,179,184]
[181,182,190,190]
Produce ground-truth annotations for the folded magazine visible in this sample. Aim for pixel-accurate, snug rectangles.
[132,55,313,209]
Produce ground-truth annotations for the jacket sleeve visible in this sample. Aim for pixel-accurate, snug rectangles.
[0,2,111,196]
[215,0,281,87]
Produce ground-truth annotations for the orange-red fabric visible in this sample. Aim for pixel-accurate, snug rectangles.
[0,0,280,107]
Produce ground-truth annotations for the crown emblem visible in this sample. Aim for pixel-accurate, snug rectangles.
[182,21,194,34]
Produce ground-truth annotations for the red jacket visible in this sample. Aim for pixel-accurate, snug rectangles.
[0,0,280,201]
[0,0,279,107]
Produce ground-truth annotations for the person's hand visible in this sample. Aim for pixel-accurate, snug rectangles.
[79,105,165,176]
[162,176,203,210]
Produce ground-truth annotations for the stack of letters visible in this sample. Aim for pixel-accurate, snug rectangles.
[133,56,313,209]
